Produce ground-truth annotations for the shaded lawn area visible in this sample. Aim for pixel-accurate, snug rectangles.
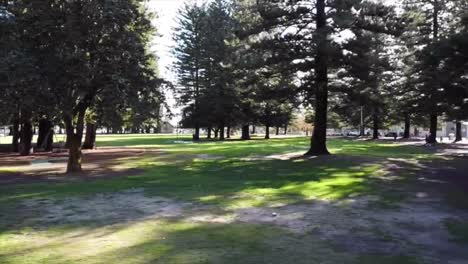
[0,136,430,206]
[0,135,459,264]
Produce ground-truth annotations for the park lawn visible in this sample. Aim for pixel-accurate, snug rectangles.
[0,135,438,264]
[0,136,432,206]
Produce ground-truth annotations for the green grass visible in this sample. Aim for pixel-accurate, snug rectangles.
[0,135,439,264]
[445,219,468,244]
[0,136,428,208]
[94,134,431,158]
[0,219,357,264]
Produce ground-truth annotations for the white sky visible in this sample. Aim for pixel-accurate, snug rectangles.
[148,0,188,124]
[148,0,186,81]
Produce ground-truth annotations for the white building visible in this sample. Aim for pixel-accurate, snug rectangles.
[442,121,468,138]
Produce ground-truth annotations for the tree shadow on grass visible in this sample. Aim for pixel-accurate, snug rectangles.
[381,156,468,209]
[0,219,354,264]
[1,148,467,263]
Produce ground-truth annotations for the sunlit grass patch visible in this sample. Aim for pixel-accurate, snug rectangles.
[0,219,353,264]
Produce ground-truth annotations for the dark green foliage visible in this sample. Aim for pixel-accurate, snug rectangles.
[0,1,163,171]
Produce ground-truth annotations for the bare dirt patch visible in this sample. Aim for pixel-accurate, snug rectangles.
[15,186,468,263]
[234,196,468,263]
[0,148,163,184]
[21,189,187,225]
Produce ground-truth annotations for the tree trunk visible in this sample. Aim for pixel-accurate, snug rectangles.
[454,121,462,142]
[251,125,256,134]
[19,115,33,156]
[414,127,419,137]
[403,112,410,139]
[427,111,437,143]
[82,122,96,149]
[306,0,330,156]
[11,117,19,153]
[207,127,212,139]
[359,106,365,136]
[241,125,250,140]
[226,126,231,139]
[219,125,225,140]
[65,108,86,173]
[37,119,47,148]
[37,119,54,151]
[284,124,288,135]
[68,135,82,172]
[427,2,439,144]
[265,125,270,139]
[214,128,219,139]
[44,128,54,152]
[275,127,279,136]
[372,113,379,140]
[193,123,200,141]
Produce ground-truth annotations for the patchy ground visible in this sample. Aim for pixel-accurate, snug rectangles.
[0,148,164,184]
[1,136,468,264]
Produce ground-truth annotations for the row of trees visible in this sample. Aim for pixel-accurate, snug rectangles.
[0,1,165,172]
[173,0,468,154]
[173,0,297,141]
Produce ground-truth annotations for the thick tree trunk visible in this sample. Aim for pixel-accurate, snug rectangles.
[241,125,250,140]
[207,127,212,139]
[284,124,288,135]
[454,121,462,142]
[251,125,256,134]
[193,123,200,141]
[219,125,225,140]
[265,125,270,139]
[44,129,54,152]
[82,122,96,149]
[65,133,72,148]
[427,111,437,143]
[65,108,86,173]
[275,127,279,136]
[403,112,410,139]
[11,118,19,153]
[214,128,219,139]
[372,113,379,140]
[226,126,231,139]
[37,119,54,151]
[37,119,47,148]
[68,135,82,172]
[19,115,33,156]
[306,0,330,156]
